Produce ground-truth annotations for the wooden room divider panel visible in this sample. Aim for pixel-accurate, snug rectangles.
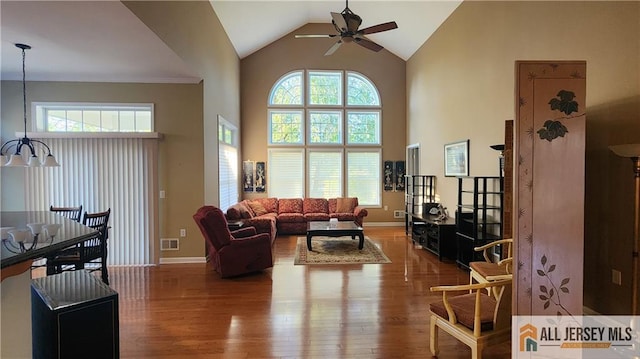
[514,61,587,316]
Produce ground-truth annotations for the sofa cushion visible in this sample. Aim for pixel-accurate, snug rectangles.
[303,198,328,214]
[277,213,305,223]
[336,197,358,213]
[304,213,331,221]
[226,202,253,220]
[278,198,303,214]
[254,197,278,214]
[247,200,269,216]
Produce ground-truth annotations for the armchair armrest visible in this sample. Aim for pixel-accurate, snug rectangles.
[354,206,368,218]
[231,226,257,238]
[474,238,513,262]
[430,278,512,337]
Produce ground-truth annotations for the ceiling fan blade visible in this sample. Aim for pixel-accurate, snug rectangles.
[331,12,348,32]
[354,37,383,52]
[324,40,343,56]
[295,34,337,38]
[359,21,398,35]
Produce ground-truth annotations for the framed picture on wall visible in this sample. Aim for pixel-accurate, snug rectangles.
[444,140,469,177]
[243,160,254,192]
[384,161,394,191]
[395,161,405,191]
[255,161,266,192]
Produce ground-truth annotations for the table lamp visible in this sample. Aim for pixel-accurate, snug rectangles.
[609,143,640,315]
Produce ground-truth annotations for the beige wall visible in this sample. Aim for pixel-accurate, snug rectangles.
[124,1,241,259]
[407,1,640,314]
[241,23,407,223]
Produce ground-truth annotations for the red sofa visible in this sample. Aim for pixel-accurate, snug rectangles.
[225,197,368,241]
[193,206,273,278]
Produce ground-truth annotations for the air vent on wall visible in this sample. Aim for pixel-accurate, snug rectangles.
[161,238,179,251]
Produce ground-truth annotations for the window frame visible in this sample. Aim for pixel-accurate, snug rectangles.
[267,70,382,206]
[33,102,155,133]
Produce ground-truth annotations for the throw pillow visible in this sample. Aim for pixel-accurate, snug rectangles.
[247,201,268,216]
[237,202,253,219]
[336,197,357,213]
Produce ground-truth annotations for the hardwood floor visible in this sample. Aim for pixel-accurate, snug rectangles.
[108,226,511,358]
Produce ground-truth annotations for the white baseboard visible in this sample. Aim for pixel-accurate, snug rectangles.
[159,257,207,264]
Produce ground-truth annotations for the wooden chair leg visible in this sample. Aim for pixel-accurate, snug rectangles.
[430,315,439,356]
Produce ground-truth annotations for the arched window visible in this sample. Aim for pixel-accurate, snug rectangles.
[267,70,382,206]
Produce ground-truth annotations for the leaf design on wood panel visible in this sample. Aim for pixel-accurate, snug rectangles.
[526,233,533,244]
[518,155,524,165]
[536,254,574,318]
[528,72,537,81]
[519,97,527,107]
[549,90,579,115]
[518,260,524,270]
[518,208,525,218]
[549,63,559,71]
[537,120,569,142]
[526,180,534,191]
[526,127,535,138]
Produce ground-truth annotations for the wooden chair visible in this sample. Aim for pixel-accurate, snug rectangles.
[469,239,513,293]
[429,278,512,359]
[49,205,83,222]
[46,209,111,284]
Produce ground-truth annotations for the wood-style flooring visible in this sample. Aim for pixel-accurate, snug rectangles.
[107,226,511,358]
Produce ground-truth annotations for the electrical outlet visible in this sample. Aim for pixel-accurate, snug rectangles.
[612,269,622,285]
[180,228,186,237]
[393,210,403,218]
[159,190,166,199]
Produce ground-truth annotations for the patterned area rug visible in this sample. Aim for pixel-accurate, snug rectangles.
[294,236,391,265]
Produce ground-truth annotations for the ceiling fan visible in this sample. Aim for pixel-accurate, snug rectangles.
[295,0,398,56]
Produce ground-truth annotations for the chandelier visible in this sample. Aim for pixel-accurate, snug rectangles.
[0,43,59,167]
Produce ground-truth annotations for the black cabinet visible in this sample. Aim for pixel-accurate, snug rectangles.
[31,271,119,359]
[455,176,503,269]
[410,215,456,261]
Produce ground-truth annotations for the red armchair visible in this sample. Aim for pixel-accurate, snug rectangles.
[193,206,273,278]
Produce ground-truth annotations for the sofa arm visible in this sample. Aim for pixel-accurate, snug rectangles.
[354,206,368,218]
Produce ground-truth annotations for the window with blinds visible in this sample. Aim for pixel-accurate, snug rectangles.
[268,149,304,198]
[218,116,238,211]
[267,70,382,206]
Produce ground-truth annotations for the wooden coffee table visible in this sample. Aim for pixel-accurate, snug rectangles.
[306,221,364,251]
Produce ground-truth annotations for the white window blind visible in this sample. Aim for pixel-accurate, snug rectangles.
[308,150,342,198]
[268,149,304,198]
[347,150,381,206]
[25,137,157,265]
[219,143,238,211]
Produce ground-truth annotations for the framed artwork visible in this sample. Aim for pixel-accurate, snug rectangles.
[243,160,254,192]
[395,161,405,191]
[384,161,394,191]
[444,139,469,177]
[255,161,266,192]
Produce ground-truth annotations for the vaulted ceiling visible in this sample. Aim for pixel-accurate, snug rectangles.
[0,1,461,83]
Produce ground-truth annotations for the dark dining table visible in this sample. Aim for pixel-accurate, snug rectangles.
[0,211,98,358]
[1,211,97,269]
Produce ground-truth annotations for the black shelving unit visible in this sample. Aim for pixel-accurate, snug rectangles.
[404,175,436,234]
[455,176,504,269]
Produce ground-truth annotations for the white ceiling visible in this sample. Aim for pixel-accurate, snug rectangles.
[0,1,461,83]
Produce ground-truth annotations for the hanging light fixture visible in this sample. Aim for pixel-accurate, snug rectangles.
[0,43,59,167]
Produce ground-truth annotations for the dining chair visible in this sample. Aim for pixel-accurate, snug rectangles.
[429,278,512,359]
[46,209,111,284]
[469,239,513,296]
[49,205,83,222]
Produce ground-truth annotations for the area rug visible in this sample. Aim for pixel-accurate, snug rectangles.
[294,236,391,265]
